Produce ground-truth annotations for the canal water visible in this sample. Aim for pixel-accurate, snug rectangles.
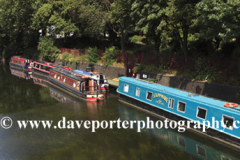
[0,63,240,160]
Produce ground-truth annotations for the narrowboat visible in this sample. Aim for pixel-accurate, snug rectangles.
[10,68,32,79]
[117,77,240,146]
[119,106,240,159]
[32,61,71,76]
[49,86,78,104]
[48,68,104,102]
[73,70,109,91]
[9,56,33,71]
[32,74,49,88]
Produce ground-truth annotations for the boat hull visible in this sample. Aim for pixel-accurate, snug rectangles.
[118,93,240,147]
[49,77,104,102]
[9,63,29,71]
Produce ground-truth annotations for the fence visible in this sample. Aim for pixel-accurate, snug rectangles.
[60,48,240,81]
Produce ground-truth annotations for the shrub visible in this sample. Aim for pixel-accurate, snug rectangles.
[102,46,118,67]
[129,35,141,43]
[133,64,146,73]
[86,47,99,65]
[38,37,60,62]
[62,52,69,61]
[195,58,217,82]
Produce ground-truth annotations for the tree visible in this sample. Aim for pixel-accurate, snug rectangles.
[131,0,168,53]
[110,0,134,53]
[165,0,199,63]
[0,0,39,58]
[32,0,107,38]
[196,0,240,51]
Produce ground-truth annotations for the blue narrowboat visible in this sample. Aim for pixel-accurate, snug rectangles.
[73,70,109,91]
[9,57,33,71]
[117,77,240,146]
[118,106,240,159]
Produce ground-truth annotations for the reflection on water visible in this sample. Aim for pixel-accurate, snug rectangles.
[0,64,239,160]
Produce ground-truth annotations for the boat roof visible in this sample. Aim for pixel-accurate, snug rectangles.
[119,77,240,112]
[73,70,93,76]
[51,68,89,81]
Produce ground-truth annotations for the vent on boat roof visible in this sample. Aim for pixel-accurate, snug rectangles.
[180,91,198,97]
[187,93,198,97]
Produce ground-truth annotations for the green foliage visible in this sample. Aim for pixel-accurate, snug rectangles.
[133,64,146,73]
[86,47,99,65]
[129,35,141,43]
[102,46,118,67]
[62,53,69,61]
[24,48,40,60]
[77,54,87,63]
[38,37,60,62]
[68,54,76,63]
[143,65,159,73]
[0,0,39,57]
[195,58,217,82]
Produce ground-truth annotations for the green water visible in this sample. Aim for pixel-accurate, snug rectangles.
[0,63,240,160]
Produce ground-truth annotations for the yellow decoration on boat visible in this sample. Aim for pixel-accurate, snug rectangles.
[155,100,164,105]
[153,93,168,103]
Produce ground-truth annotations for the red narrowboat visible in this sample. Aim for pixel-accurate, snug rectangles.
[32,74,49,88]
[73,70,109,91]
[10,68,32,80]
[32,61,71,76]
[9,57,33,71]
[48,68,104,102]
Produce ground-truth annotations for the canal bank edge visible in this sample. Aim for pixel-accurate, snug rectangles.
[54,60,240,104]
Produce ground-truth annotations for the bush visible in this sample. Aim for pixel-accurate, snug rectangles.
[62,52,69,61]
[133,64,146,73]
[195,58,217,82]
[38,37,60,62]
[129,35,141,43]
[86,47,99,65]
[102,46,118,67]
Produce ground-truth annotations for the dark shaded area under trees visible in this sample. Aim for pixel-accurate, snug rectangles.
[0,0,240,85]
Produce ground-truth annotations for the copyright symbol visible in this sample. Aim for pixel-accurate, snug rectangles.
[1,117,13,129]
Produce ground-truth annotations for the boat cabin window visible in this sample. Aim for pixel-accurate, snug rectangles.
[221,155,231,160]
[54,74,57,79]
[100,75,104,84]
[81,82,85,91]
[177,136,185,148]
[41,65,45,70]
[124,84,129,93]
[222,115,234,130]
[177,101,186,113]
[146,91,152,101]
[35,63,39,68]
[73,82,76,88]
[63,78,66,83]
[136,88,140,97]
[197,107,207,120]
[57,75,60,80]
[168,98,174,109]
[196,145,206,158]
[168,132,174,142]
[45,66,50,71]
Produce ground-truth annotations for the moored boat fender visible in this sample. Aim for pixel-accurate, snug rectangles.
[224,103,238,108]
